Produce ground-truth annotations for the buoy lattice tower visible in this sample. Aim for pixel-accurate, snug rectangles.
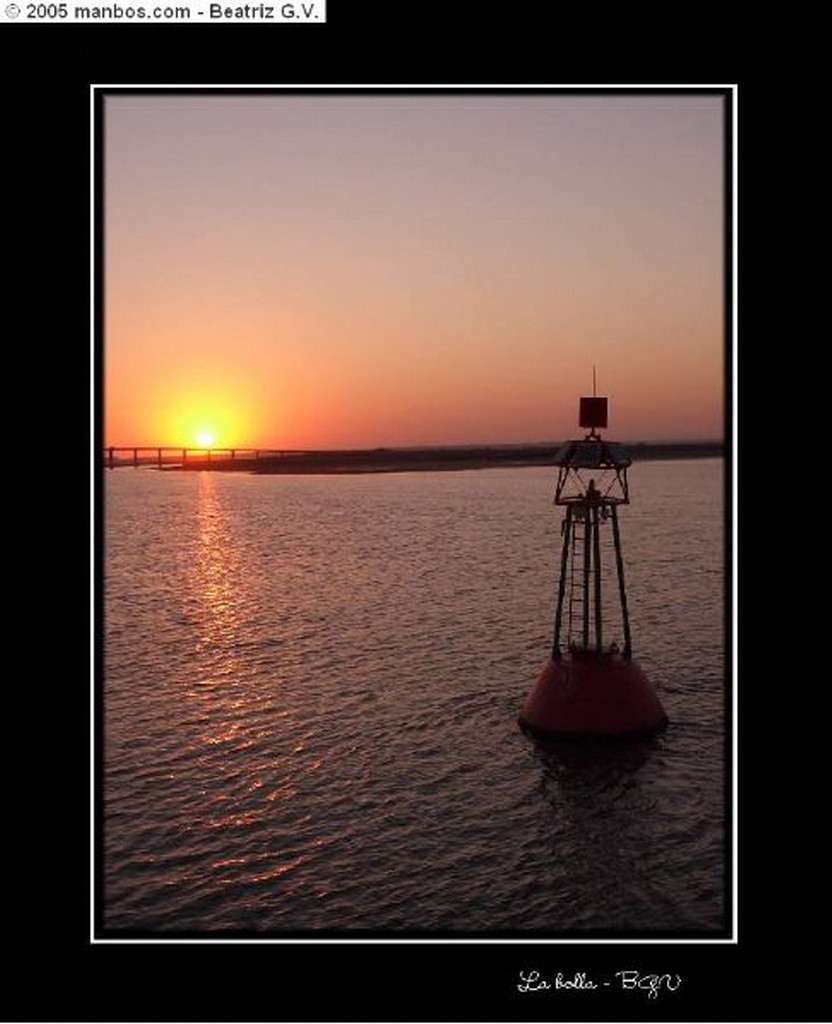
[519,394,668,738]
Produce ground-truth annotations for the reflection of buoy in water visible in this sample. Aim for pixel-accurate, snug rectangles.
[519,388,668,739]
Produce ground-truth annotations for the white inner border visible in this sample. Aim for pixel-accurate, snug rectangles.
[91,83,738,946]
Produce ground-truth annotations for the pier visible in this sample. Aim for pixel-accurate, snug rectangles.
[102,447,312,470]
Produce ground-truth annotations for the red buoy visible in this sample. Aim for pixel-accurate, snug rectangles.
[519,385,668,739]
[520,652,667,738]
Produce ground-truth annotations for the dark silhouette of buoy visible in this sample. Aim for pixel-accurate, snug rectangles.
[519,386,668,739]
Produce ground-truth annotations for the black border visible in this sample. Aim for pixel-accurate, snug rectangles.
[12,13,781,1019]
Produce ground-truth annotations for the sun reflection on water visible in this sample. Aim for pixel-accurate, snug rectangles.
[193,473,243,650]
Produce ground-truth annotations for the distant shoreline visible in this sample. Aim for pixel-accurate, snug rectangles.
[248,441,725,475]
[109,440,724,474]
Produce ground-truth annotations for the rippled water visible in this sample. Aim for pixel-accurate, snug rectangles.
[101,459,726,935]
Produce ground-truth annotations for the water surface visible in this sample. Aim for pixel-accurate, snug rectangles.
[102,460,726,934]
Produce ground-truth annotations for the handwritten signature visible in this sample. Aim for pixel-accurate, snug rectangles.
[517,969,682,1000]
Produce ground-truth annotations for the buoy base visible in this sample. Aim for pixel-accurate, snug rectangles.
[519,652,668,739]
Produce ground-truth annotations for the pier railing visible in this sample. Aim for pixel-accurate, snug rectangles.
[103,447,304,469]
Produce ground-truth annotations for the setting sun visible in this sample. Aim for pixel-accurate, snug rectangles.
[133,379,267,451]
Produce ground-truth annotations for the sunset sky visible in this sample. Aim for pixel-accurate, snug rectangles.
[103,91,727,449]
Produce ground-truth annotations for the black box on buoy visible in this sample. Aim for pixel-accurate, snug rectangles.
[579,396,608,429]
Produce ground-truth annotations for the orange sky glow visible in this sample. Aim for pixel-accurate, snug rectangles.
[104,92,727,449]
